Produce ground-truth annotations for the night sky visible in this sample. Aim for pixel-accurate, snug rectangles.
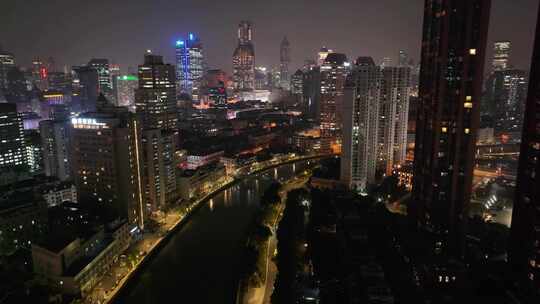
[1,0,538,74]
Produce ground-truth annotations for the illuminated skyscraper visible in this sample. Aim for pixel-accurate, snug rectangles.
[398,50,409,67]
[71,97,145,228]
[88,58,114,103]
[410,0,491,257]
[317,47,333,66]
[116,75,138,108]
[493,41,511,72]
[508,5,540,292]
[233,21,255,91]
[135,52,178,130]
[0,103,27,171]
[175,33,205,100]
[280,36,291,90]
[341,57,381,193]
[319,53,348,153]
[378,66,411,176]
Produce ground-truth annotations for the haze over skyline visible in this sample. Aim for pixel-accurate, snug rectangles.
[1,0,538,73]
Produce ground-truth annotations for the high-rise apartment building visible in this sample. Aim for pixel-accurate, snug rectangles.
[280,36,291,90]
[135,52,178,130]
[70,97,145,228]
[320,53,348,153]
[175,33,205,100]
[493,41,511,72]
[398,50,409,67]
[410,0,491,257]
[40,118,71,181]
[508,5,540,293]
[378,66,411,176]
[341,57,381,193]
[233,21,255,91]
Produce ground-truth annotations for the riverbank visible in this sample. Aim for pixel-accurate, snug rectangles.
[92,154,325,304]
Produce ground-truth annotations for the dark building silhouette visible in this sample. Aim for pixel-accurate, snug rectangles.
[508,4,540,296]
[410,0,491,257]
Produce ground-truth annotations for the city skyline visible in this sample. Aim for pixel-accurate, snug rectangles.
[0,0,537,73]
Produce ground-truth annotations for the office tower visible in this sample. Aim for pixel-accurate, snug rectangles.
[398,50,409,67]
[493,41,511,72]
[320,53,348,153]
[378,66,411,176]
[135,52,178,130]
[233,21,255,91]
[175,33,205,100]
[302,66,321,120]
[40,118,71,181]
[341,57,381,193]
[204,69,228,105]
[0,103,27,171]
[73,66,99,113]
[485,69,528,133]
[317,47,333,66]
[254,67,268,90]
[4,66,29,103]
[280,36,291,90]
[291,69,304,95]
[24,130,43,174]
[116,75,138,108]
[508,5,540,292]
[0,47,15,90]
[32,57,49,91]
[70,98,145,228]
[142,129,178,211]
[381,57,393,68]
[88,58,114,103]
[410,0,491,257]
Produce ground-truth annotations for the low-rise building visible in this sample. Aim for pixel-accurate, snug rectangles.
[31,220,130,298]
[177,163,226,200]
[41,181,77,207]
[186,149,224,170]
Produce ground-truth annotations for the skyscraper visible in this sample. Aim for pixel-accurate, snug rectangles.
[135,52,178,130]
[341,57,381,193]
[320,53,348,153]
[0,103,27,171]
[73,66,99,113]
[88,58,114,103]
[233,21,255,92]
[398,50,409,67]
[71,97,145,228]
[280,36,291,90]
[302,66,321,121]
[317,47,333,66]
[175,33,205,100]
[40,118,72,181]
[493,41,511,72]
[378,66,411,176]
[0,48,15,91]
[115,75,138,108]
[508,5,540,292]
[410,0,491,257]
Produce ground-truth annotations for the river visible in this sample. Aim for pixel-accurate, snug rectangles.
[114,160,314,304]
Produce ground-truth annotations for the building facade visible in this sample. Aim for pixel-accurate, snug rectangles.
[233,21,255,91]
[492,41,511,72]
[135,53,178,130]
[508,5,540,293]
[410,0,491,257]
[280,36,291,90]
[341,57,381,193]
[175,33,205,100]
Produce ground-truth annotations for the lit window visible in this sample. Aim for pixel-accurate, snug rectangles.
[469,49,477,55]
[465,128,470,134]
[441,127,448,133]
[464,102,473,108]
[466,96,472,101]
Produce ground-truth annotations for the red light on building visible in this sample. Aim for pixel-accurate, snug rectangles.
[40,67,48,79]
